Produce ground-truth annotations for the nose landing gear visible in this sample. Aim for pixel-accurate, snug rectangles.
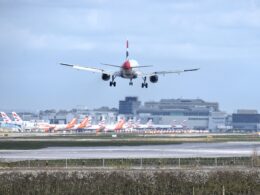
[141,83,148,88]
[129,79,133,86]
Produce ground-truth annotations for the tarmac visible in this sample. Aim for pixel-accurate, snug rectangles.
[0,141,259,161]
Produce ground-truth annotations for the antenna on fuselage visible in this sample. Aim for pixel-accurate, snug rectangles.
[126,40,129,60]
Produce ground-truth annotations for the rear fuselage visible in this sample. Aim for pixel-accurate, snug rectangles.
[119,59,139,79]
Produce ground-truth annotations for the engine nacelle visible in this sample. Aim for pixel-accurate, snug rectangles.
[102,73,110,81]
[149,75,158,83]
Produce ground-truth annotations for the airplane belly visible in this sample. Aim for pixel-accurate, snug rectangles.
[120,70,137,79]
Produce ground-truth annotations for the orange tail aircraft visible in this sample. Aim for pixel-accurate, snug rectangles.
[53,118,77,131]
[114,119,125,132]
[76,117,89,129]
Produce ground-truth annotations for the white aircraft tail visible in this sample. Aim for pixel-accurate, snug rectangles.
[0,112,12,123]
[98,118,106,128]
[147,119,153,127]
[12,112,23,122]
[126,119,134,128]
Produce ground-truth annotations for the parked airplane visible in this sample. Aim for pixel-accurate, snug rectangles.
[72,117,89,130]
[96,118,125,133]
[11,112,53,132]
[0,112,13,123]
[112,118,125,132]
[0,112,22,131]
[85,118,106,133]
[172,120,187,130]
[12,112,23,122]
[53,118,77,131]
[60,41,199,88]
[133,119,156,129]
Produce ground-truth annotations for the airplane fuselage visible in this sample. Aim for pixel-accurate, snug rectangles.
[119,59,139,79]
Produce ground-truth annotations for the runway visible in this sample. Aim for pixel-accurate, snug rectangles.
[0,142,259,161]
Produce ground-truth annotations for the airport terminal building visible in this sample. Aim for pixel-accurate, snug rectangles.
[232,110,260,131]
[2,97,260,132]
[135,98,225,130]
[118,97,259,131]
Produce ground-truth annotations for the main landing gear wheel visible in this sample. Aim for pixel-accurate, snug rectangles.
[109,81,116,87]
[129,81,133,86]
[141,76,148,88]
[141,83,148,88]
[109,75,116,87]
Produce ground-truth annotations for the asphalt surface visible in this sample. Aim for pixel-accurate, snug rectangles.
[0,141,259,161]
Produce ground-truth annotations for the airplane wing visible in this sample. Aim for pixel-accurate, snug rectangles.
[140,68,200,77]
[60,63,111,75]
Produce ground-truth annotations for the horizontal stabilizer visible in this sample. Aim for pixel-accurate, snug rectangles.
[60,63,73,67]
[101,63,153,69]
[132,65,153,69]
[101,63,121,68]
[184,68,200,72]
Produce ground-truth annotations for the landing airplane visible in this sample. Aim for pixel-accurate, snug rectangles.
[60,41,199,88]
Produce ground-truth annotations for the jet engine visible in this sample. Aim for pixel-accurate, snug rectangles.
[149,75,158,83]
[102,73,110,81]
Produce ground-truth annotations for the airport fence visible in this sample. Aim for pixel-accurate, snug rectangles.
[0,156,260,169]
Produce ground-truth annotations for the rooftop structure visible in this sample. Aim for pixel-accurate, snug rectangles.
[138,98,219,116]
[119,97,141,115]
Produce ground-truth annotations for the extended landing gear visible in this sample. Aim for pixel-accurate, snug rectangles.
[141,83,148,88]
[129,79,133,86]
[109,81,116,87]
[141,77,148,88]
[109,75,116,87]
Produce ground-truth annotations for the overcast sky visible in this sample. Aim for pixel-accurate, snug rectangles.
[0,0,260,112]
